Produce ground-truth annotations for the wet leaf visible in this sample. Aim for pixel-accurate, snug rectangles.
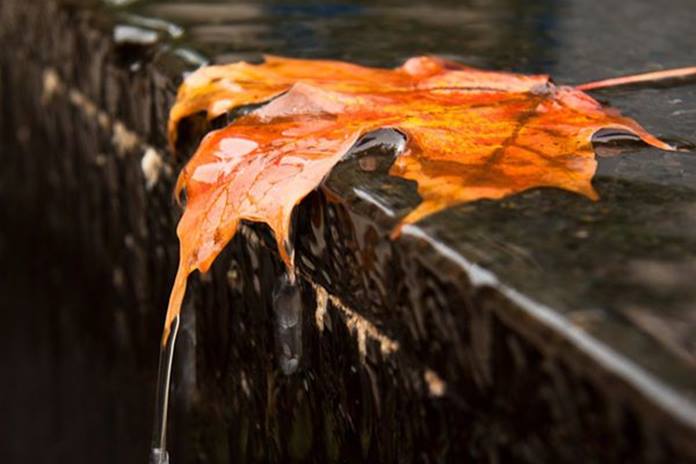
[162,55,675,337]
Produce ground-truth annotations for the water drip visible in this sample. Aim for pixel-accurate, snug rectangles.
[273,273,303,375]
[149,313,181,464]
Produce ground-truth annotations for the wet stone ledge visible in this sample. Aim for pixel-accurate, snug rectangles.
[1,0,696,463]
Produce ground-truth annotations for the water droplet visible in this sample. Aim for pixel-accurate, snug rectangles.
[149,447,170,464]
[592,129,643,147]
[273,274,303,375]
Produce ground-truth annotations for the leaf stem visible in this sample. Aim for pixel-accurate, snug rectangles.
[576,66,696,91]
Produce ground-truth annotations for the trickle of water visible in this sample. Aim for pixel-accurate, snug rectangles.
[273,273,303,375]
[149,313,181,464]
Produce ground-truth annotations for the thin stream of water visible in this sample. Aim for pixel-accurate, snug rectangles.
[150,313,181,464]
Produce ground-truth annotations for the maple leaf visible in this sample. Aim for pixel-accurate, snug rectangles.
[162,55,678,339]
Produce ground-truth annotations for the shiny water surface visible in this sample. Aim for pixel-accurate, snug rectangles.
[6,0,695,462]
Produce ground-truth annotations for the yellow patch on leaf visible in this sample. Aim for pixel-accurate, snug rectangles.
[162,55,673,340]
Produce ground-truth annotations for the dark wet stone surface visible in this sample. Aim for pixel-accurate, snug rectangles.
[1,0,696,462]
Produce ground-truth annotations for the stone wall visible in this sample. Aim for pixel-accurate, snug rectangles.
[2,1,694,462]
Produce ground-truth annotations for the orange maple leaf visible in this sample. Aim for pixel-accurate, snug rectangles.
[163,55,677,340]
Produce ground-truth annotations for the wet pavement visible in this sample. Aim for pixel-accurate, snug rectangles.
[2,0,695,462]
